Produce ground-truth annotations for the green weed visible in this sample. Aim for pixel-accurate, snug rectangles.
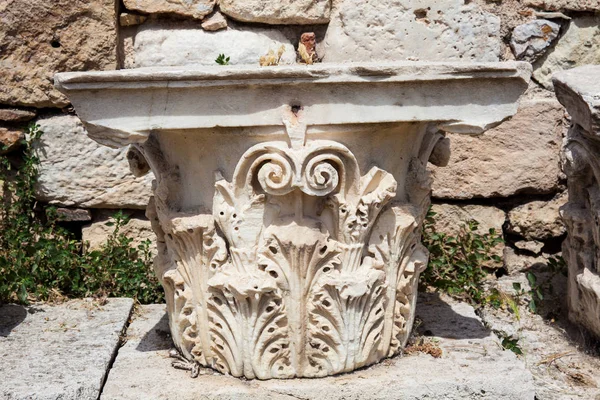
[0,124,163,304]
[421,209,504,305]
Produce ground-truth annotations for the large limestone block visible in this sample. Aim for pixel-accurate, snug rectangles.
[134,21,296,67]
[323,0,501,63]
[100,294,534,399]
[35,115,153,209]
[123,0,214,20]
[431,99,563,199]
[533,17,600,90]
[82,211,157,254]
[220,0,331,25]
[507,192,567,240]
[430,204,505,237]
[0,0,116,108]
[0,298,133,400]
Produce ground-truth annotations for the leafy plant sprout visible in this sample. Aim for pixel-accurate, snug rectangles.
[421,209,504,305]
[215,54,230,65]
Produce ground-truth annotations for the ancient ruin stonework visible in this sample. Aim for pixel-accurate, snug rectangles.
[55,62,529,379]
[554,65,600,338]
[0,0,117,108]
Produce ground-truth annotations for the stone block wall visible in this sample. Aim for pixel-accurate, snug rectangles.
[0,0,595,290]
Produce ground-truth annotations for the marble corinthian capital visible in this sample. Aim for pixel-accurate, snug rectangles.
[55,62,530,379]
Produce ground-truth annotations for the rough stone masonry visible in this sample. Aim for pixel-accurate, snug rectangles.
[1,0,599,391]
[1,0,579,273]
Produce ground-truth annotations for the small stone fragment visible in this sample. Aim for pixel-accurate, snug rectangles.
[201,11,227,31]
[429,204,506,237]
[511,19,560,62]
[507,192,567,240]
[496,274,532,296]
[0,127,23,155]
[0,108,36,123]
[533,16,600,90]
[123,0,215,20]
[52,207,93,222]
[534,11,571,20]
[503,246,549,275]
[119,12,147,27]
[515,240,545,255]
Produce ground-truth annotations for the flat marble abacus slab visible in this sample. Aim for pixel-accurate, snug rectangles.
[55,62,531,148]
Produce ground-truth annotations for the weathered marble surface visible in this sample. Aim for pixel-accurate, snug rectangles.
[323,0,501,63]
[55,61,529,379]
[55,63,531,142]
[554,65,600,338]
[133,22,296,68]
[100,294,535,399]
[0,298,133,400]
[34,115,153,209]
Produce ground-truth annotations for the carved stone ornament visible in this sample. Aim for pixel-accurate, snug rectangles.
[554,66,600,338]
[55,62,530,378]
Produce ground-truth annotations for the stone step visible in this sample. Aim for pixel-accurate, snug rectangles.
[0,298,134,400]
[100,293,535,400]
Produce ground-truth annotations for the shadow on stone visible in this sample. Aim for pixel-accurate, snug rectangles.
[136,312,173,352]
[0,304,28,337]
[416,292,490,339]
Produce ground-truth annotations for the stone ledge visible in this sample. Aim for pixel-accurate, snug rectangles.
[101,293,534,400]
[0,298,134,400]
